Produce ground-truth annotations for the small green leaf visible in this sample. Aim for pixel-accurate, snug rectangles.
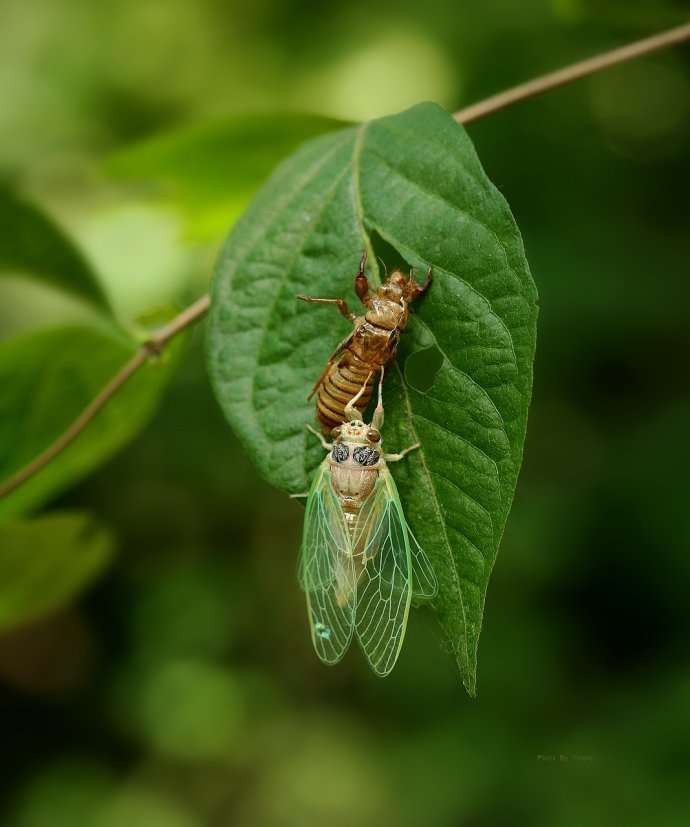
[0,512,114,632]
[0,324,183,520]
[0,186,112,315]
[206,102,538,694]
[107,113,347,240]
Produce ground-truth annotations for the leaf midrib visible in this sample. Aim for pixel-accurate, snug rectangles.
[349,121,473,688]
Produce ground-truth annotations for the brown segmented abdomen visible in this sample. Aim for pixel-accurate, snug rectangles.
[316,352,376,433]
[315,323,401,434]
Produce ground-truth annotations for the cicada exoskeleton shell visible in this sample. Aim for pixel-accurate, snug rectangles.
[297,250,431,434]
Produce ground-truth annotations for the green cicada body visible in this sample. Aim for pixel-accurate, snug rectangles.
[298,378,437,676]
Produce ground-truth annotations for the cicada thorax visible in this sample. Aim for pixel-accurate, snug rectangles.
[328,439,381,525]
[329,451,379,515]
[328,441,382,604]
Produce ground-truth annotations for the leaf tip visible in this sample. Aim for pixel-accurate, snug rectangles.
[463,677,478,698]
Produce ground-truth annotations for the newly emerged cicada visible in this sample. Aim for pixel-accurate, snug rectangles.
[298,250,431,434]
[298,371,437,676]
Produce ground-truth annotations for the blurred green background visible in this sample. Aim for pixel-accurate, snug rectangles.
[1,1,690,825]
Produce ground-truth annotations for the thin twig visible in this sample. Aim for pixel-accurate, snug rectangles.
[3,21,690,500]
[0,294,210,499]
[453,20,690,124]
[145,294,211,353]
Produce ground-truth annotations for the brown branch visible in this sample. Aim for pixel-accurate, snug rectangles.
[3,21,690,500]
[453,20,690,124]
[0,294,210,499]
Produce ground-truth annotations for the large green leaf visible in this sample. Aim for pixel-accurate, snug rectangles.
[0,186,112,315]
[107,113,346,240]
[0,324,183,520]
[206,102,538,694]
[0,512,113,632]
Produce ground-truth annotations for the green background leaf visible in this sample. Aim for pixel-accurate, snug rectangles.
[0,324,183,520]
[0,186,186,521]
[107,113,347,240]
[0,512,113,632]
[206,102,538,694]
[0,186,112,316]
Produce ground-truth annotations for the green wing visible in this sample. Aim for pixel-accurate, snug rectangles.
[353,470,414,677]
[298,461,356,665]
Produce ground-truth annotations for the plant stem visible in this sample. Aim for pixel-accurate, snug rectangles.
[0,294,210,499]
[453,20,690,124]
[2,20,690,501]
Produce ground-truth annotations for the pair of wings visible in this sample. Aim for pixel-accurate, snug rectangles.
[298,461,437,676]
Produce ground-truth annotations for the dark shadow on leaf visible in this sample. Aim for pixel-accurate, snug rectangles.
[368,230,411,278]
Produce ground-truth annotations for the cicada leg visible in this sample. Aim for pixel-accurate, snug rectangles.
[369,366,419,460]
[354,249,371,304]
[296,294,355,321]
[405,264,433,302]
[343,371,373,421]
[384,443,420,462]
[371,366,385,431]
[305,423,332,450]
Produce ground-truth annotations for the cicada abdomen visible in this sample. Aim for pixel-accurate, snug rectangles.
[298,251,431,434]
[314,347,377,435]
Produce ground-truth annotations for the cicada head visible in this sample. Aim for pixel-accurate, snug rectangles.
[337,419,369,445]
[334,420,382,446]
[380,270,407,298]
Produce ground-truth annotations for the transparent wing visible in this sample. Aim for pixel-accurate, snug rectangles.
[353,470,413,677]
[298,462,356,665]
[408,525,438,600]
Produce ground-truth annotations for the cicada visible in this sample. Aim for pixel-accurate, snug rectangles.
[298,371,437,676]
[298,250,431,434]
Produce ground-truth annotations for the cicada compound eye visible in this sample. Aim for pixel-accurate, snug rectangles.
[330,426,342,439]
[367,429,381,443]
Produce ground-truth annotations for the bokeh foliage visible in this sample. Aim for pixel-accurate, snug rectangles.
[1,0,690,825]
